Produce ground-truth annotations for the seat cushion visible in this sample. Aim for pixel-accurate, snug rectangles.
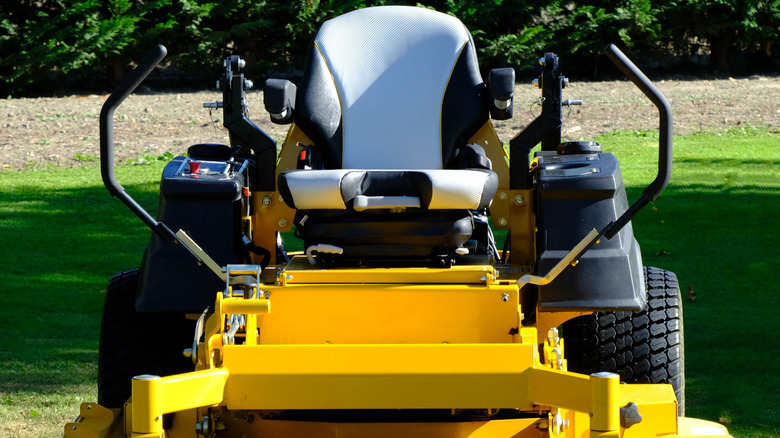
[278,168,498,211]
[298,210,475,258]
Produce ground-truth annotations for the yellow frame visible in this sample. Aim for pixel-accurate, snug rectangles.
[66,97,731,438]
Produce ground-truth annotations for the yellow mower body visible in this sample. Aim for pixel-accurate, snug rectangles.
[72,6,730,438]
[67,122,728,438]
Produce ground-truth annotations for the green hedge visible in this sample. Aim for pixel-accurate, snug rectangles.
[1,0,778,96]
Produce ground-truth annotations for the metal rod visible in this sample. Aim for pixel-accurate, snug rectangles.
[99,45,173,240]
[602,44,673,239]
[604,44,673,202]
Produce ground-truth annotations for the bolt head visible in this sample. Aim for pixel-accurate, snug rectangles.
[532,78,540,88]
[278,218,288,227]
[539,57,546,66]
[513,195,525,206]
[498,191,508,201]
[261,197,271,207]
[501,293,510,302]
[547,327,559,345]
[498,217,508,227]
[195,417,210,435]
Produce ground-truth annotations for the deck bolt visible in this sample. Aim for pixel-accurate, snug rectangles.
[195,416,210,436]
[501,293,510,302]
[498,192,508,201]
[553,348,563,369]
[498,217,508,227]
[261,197,271,207]
[553,412,569,435]
[278,218,288,227]
[514,195,525,206]
[547,327,560,347]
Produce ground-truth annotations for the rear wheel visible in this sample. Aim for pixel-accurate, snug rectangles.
[98,269,196,408]
[562,267,685,415]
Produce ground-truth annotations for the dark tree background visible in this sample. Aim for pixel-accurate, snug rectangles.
[1,0,778,96]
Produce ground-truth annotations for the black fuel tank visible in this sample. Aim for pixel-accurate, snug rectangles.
[536,151,645,311]
[137,156,249,312]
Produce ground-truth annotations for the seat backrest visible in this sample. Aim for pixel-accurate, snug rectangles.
[294,6,488,170]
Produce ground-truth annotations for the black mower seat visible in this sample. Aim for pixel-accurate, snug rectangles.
[278,6,497,260]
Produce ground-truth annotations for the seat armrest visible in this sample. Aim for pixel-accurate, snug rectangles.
[264,79,296,124]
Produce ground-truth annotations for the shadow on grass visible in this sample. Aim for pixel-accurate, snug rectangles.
[627,183,779,431]
[0,181,157,391]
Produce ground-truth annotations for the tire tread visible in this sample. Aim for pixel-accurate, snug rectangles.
[563,267,685,415]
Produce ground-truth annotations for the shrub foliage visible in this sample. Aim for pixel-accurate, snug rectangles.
[1,0,778,95]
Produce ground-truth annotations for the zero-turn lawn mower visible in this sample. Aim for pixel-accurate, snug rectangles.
[66,6,730,438]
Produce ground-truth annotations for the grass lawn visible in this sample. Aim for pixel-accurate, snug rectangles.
[0,165,162,437]
[606,130,780,437]
[0,130,778,437]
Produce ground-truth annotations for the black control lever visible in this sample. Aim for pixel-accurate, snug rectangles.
[100,45,176,241]
[601,44,673,240]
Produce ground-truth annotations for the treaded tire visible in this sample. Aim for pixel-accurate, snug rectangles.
[98,269,196,408]
[562,266,685,415]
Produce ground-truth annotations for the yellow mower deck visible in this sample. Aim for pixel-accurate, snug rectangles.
[67,263,728,438]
